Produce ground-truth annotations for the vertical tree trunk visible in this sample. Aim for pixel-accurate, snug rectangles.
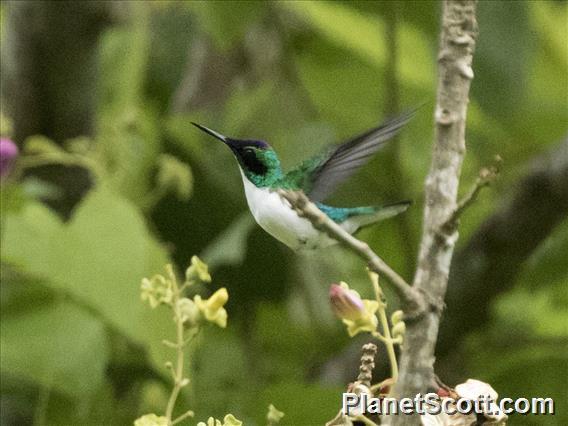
[388,1,478,424]
[1,1,114,142]
[1,1,114,217]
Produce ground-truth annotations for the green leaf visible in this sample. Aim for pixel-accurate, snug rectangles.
[467,338,568,424]
[472,1,533,131]
[1,200,62,262]
[249,381,344,425]
[98,1,152,110]
[2,187,173,371]
[32,381,123,425]
[493,221,568,339]
[531,1,568,74]
[295,40,383,134]
[281,1,386,68]
[192,327,248,418]
[186,1,264,50]
[97,2,163,207]
[201,213,255,269]
[0,300,109,398]
[520,219,568,291]
[98,106,163,208]
[156,153,193,200]
[494,285,568,339]
[280,0,432,88]
[23,135,64,155]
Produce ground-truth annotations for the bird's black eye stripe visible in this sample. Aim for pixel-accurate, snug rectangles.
[238,147,267,175]
[241,148,256,160]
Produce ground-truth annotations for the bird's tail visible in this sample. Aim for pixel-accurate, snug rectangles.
[348,200,411,230]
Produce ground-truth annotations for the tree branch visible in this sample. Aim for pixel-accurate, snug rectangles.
[437,138,568,364]
[282,4,479,424]
[442,154,502,231]
[388,1,478,424]
[278,190,424,314]
[316,140,566,394]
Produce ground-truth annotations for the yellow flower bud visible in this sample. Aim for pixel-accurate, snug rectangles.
[329,282,379,337]
[222,414,243,426]
[197,415,242,426]
[194,288,229,328]
[267,404,285,424]
[197,418,220,426]
[207,287,228,310]
[391,321,406,339]
[391,310,404,324]
[134,414,168,426]
[186,255,211,284]
[140,274,173,308]
[344,299,379,337]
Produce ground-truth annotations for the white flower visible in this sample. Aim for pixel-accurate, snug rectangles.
[455,379,507,424]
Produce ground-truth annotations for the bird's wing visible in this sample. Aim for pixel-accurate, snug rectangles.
[283,110,416,202]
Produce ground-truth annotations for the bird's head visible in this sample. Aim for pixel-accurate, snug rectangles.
[192,122,282,186]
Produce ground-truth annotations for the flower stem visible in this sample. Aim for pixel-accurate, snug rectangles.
[172,410,194,425]
[164,269,192,425]
[165,315,185,423]
[370,271,399,382]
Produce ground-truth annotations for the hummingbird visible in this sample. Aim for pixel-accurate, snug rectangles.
[192,112,414,251]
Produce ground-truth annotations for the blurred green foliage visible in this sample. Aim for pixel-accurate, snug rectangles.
[1,1,566,425]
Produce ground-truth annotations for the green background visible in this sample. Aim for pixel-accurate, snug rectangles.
[1,1,566,425]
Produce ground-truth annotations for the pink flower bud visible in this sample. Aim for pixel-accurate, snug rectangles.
[0,138,18,177]
[329,283,365,321]
[0,138,18,179]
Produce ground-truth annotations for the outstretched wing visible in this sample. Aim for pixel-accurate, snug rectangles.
[283,110,416,202]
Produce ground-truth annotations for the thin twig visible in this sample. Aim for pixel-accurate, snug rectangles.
[439,140,568,358]
[443,155,502,230]
[278,190,424,314]
[370,377,396,394]
[172,410,195,425]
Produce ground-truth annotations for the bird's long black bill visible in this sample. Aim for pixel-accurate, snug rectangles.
[191,122,229,143]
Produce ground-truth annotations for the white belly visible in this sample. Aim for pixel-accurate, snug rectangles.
[240,172,336,251]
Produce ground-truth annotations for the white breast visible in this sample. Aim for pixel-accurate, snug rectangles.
[240,171,335,251]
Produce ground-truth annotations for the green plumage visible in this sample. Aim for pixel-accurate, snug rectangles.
[191,113,414,246]
[271,155,326,192]
[242,147,410,226]
[315,204,375,223]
